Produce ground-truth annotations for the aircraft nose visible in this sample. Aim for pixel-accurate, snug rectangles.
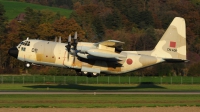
[8,47,18,58]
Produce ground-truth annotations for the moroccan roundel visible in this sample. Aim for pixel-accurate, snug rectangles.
[126,58,133,65]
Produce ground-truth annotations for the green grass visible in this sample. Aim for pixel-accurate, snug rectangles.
[1,76,200,108]
[0,94,199,108]
[0,84,200,92]
[0,0,72,20]
[1,75,200,84]
[1,75,200,92]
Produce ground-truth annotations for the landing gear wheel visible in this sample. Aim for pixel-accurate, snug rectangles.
[82,72,88,76]
[25,63,31,68]
[87,73,98,77]
[75,70,82,76]
[85,72,92,77]
[92,73,98,77]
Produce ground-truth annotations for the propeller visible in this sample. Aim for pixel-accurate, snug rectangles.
[66,34,71,52]
[72,32,78,63]
[65,34,71,61]
[73,31,78,50]
[65,32,78,63]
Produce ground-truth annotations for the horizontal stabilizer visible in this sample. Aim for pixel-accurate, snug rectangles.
[164,58,189,63]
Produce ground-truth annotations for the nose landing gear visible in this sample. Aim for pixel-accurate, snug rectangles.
[25,63,31,68]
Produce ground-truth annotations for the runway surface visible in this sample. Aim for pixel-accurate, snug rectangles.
[0,91,200,95]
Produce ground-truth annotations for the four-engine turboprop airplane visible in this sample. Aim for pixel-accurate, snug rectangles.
[8,17,187,77]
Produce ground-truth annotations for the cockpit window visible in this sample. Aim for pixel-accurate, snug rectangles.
[17,45,21,49]
[21,42,24,45]
[20,41,30,46]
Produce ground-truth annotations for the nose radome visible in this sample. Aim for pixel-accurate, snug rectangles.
[8,47,18,58]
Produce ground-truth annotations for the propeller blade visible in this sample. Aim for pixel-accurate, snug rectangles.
[73,50,76,64]
[73,32,78,50]
[74,31,77,40]
[73,32,78,63]
[67,51,70,61]
[66,34,71,52]
[68,34,71,42]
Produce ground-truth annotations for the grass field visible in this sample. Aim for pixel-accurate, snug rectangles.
[1,76,200,108]
[0,84,200,92]
[1,76,200,92]
[0,0,72,20]
[1,75,200,84]
[0,94,200,108]
[0,83,200,108]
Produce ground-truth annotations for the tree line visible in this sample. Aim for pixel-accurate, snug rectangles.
[1,0,200,76]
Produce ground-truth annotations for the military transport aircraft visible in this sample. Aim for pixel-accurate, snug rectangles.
[8,17,187,77]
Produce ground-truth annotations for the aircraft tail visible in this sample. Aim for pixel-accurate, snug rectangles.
[151,17,187,62]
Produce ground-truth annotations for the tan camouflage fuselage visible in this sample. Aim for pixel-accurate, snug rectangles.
[9,17,187,75]
[16,40,165,74]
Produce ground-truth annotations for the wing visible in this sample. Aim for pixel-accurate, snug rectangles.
[97,40,125,53]
[77,40,126,61]
[98,40,124,47]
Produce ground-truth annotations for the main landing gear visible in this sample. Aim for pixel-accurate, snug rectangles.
[75,70,99,77]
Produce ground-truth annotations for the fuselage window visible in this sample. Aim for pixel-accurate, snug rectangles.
[32,48,38,53]
[27,41,30,46]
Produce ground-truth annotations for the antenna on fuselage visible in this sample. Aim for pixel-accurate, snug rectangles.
[55,37,57,42]
[26,37,29,40]
[59,36,61,43]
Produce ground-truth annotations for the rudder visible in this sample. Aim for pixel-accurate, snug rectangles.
[151,17,186,61]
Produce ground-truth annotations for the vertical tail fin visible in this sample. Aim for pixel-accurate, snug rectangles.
[151,17,186,61]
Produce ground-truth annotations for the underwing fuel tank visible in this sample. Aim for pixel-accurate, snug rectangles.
[87,49,126,58]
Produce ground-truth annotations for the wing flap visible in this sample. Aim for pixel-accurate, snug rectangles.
[99,40,124,47]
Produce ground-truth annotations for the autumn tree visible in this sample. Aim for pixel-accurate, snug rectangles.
[188,62,200,76]
[0,3,7,69]
[19,7,61,40]
[104,29,134,50]
[5,20,23,72]
[104,9,122,30]
[52,17,86,42]
[19,7,41,39]
[93,17,104,41]
[36,23,54,40]
[71,3,100,42]
[6,20,21,48]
